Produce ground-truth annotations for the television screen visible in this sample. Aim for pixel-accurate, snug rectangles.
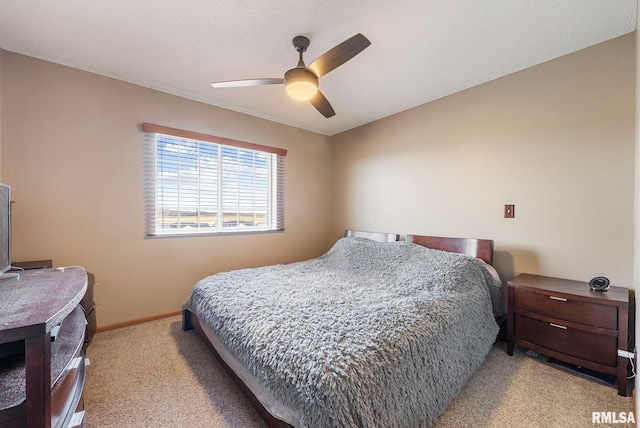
[0,183,11,274]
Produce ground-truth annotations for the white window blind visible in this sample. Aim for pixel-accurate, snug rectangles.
[142,123,285,237]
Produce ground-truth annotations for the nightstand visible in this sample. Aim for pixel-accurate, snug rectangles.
[507,273,632,396]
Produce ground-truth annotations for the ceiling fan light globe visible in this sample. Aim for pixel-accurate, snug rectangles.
[286,81,318,101]
[284,68,318,101]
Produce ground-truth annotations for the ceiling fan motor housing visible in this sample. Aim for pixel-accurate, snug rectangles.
[284,68,318,101]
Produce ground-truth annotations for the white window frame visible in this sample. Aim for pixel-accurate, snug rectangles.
[142,123,285,237]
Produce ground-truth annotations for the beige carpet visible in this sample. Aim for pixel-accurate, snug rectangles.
[84,316,634,427]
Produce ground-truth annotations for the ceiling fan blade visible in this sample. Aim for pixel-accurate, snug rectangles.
[307,33,371,78]
[211,78,284,88]
[309,91,336,118]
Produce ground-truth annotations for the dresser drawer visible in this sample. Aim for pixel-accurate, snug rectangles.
[514,314,617,366]
[514,288,617,329]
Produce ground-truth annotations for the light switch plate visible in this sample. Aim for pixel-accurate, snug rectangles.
[504,204,515,218]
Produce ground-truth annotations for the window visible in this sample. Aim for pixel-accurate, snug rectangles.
[142,123,285,236]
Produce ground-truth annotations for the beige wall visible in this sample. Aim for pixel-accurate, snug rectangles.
[0,33,636,327]
[331,34,635,288]
[0,52,333,326]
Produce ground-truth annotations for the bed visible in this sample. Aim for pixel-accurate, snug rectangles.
[182,232,502,427]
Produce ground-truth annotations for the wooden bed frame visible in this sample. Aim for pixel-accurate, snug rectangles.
[182,233,495,428]
[406,234,494,265]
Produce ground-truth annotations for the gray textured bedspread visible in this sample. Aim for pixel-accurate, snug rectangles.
[184,237,502,427]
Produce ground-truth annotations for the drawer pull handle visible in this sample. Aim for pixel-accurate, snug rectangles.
[549,296,567,302]
[550,323,567,330]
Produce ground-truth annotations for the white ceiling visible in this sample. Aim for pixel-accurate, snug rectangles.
[0,1,636,136]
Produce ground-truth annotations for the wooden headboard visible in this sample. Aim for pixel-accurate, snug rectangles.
[406,234,494,265]
[344,230,400,242]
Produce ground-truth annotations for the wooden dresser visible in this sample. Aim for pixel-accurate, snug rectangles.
[0,268,89,427]
[81,273,97,351]
[507,273,631,396]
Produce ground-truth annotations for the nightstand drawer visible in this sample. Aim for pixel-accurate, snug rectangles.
[514,288,617,329]
[514,314,617,366]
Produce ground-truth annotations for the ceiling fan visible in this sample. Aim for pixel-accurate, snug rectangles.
[211,33,371,118]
